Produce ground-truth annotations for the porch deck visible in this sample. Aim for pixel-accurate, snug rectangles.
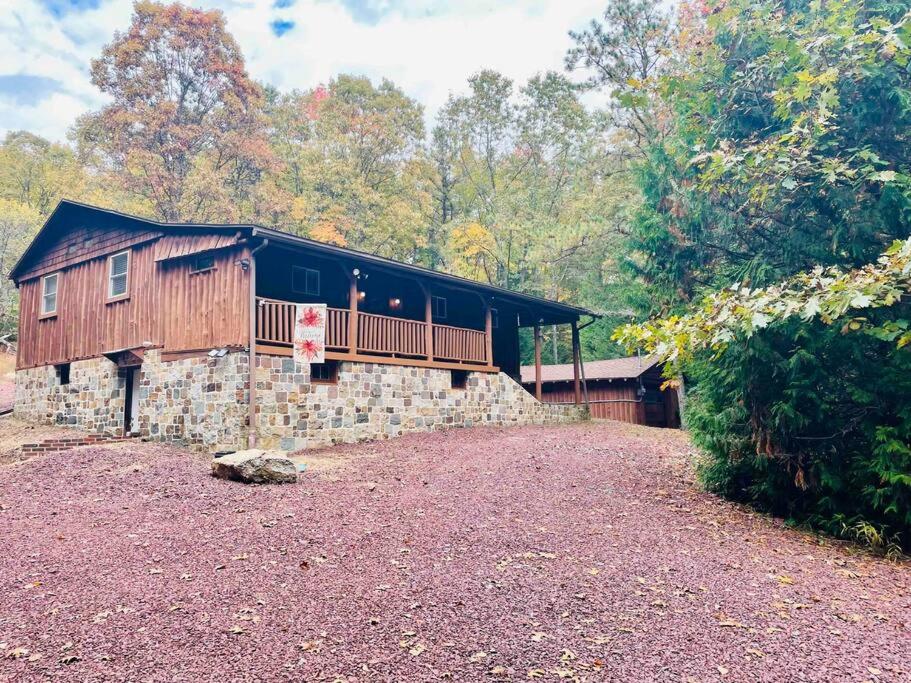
[255,297,496,372]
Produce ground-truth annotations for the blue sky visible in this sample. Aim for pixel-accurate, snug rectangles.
[0,0,606,142]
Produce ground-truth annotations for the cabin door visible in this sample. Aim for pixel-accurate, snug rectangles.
[124,366,141,436]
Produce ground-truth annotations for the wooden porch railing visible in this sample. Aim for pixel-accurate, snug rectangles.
[256,299,350,350]
[433,323,487,363]
[255,297,492,367]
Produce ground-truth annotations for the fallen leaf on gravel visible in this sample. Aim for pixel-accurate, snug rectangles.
[59,655,80,665]
[27,653,42,662]
[167,604,183,612]
[148,568,162,575]
[584,635,610,644]
[586,568,600,576]
[718,620,746,628]
[560,649,577,662]
[228,625,245,635]
[408,643,426,656]
[527,670,546,679]
[868,667,882,676]
[717,665,728,676]
[530,632,547,642]
[617,627,635,634]
[775,575,795,585]
[746,648,764,658]
[469,651,487,662]
[232,553,249,561]
[6,647,29,659]
[490,665,509,676]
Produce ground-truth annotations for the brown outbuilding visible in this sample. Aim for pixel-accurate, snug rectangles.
[521,356,681,428]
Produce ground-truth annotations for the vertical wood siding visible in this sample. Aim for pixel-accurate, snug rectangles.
[529,380,648,424]
[17,240,250,369]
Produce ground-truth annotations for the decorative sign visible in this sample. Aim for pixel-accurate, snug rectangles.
[293,303,326,365]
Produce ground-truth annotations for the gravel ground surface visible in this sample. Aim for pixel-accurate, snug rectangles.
[0,423,908,682]
[0,381,14,413]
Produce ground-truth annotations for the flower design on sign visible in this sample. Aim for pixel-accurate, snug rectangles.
[299,306,323,328]
[295,338,324,361]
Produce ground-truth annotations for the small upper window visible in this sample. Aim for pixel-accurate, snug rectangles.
[292,266,320,296]
[432,295,447,319]
[191,252,216,273]
[490,307,499,329]
[41,273,58,316]
[108,250,130,299]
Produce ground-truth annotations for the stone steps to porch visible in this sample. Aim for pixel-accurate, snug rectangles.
[19,434,136,456]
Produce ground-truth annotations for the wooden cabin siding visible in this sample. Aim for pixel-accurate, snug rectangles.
[17,239,250,370]
[16,225,164,282]
[535,380,646,423]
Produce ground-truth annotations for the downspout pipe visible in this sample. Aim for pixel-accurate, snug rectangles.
[248,238,269,449]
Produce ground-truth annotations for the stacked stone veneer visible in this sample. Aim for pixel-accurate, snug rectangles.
[15,351,585,451]
[255,356,585,451]
[14,357,127,436]
[136,349,249,450]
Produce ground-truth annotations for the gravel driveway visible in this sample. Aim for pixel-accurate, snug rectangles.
[0,423,908,682]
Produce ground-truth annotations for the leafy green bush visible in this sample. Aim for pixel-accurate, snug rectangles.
[682,314,911,550]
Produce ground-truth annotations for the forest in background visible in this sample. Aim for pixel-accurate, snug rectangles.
[0,0,645,364]
[2,0,910,549]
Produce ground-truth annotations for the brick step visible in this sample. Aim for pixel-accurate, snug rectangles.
[19,434,136,455]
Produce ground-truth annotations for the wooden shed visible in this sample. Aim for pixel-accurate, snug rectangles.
[521,356,681,428]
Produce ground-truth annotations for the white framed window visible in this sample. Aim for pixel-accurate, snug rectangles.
[432,295,447,319]
[40,272,59,316]
[292,266,320,296]
[108,250,130,300]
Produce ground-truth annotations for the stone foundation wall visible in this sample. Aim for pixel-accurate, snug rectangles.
[15,353,586,451]
[136,350,249,450]
[255,356,586,451]
[14,357,126,436]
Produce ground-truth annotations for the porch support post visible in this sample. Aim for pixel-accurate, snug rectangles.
[571,320,581,405]
[422,285,434,362]
[534,323,542,401]
[484,304,493,367]
[347,270,358,355]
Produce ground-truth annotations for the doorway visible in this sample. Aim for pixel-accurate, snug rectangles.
[123,366,141,436]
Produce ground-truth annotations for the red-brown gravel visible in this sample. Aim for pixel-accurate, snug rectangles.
[0,423,908,682]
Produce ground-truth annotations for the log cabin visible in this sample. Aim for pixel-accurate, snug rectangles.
[11,200,592,450]
[520,356,681,428]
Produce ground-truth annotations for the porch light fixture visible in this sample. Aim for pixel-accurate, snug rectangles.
[358,290,366,301]
[389,297,402,311]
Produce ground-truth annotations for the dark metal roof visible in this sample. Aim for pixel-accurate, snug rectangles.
[11,200,593,320]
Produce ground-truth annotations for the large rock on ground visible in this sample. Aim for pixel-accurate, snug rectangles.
[211,450,298,484]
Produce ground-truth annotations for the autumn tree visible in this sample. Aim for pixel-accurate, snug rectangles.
[0,200,42,336]
[267,75,431,259]
[80,1,273,222]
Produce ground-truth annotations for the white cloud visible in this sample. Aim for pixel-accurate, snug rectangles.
[0,0,607,142]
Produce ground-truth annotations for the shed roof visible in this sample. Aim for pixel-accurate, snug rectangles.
[520,355,659,384]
